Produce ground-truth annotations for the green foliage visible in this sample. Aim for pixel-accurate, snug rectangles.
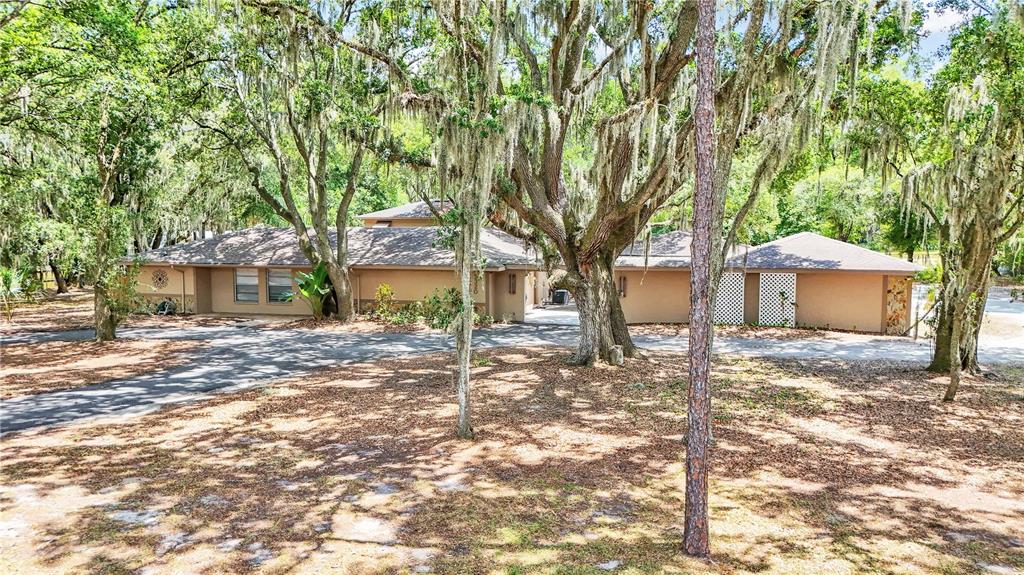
[879,190,931,258]
[103,261,144,324]
[916,265,943,285]
[374,283,396,318]
[432,208,463,250]
[287,263,330,321]
[0,265,42,321]
[422,287,463,330]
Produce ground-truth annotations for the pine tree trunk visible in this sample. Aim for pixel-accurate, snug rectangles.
[684,0,715,558]
[50,260,68,294]
[94,285,117,342]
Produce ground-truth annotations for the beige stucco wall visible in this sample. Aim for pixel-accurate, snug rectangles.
[137,265,196,297]
[793,272,885,332]
[360,217,436,228]
[615,270,691,324]
[352,268,471,311]
[533,271,550,305]
[488,271,527,321]
[524,271,538,308]
[210,267,312,315]
[614,269,897,333]
[194,267,212,313]
[743,272,759,324]
[136,265,197,312]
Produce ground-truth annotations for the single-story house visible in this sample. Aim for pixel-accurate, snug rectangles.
[133,224,544,322]
[134,201,921,334]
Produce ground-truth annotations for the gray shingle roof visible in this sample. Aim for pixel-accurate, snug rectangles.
[733,232,924,274]
[620,230,693,256]
[138,227,920,275]
[136,225,536,270]
[137,226,308,267]
[615,231,749,269]
[357,200,452,220]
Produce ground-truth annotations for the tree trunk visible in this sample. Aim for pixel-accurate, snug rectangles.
[94,285,117,342]
[684,0,715,558]
[944,299,965,401]
[453,193,479,440]
[455,247,474,439]
[906,249,914,263]
[325,262,355,321]
[50,260,68,294]
[930,298,986,375]
[928,223,993,376]
[568,255,636,365]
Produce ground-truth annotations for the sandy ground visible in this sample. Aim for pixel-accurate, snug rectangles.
[0,290,96,334]
[1,349,1021,575]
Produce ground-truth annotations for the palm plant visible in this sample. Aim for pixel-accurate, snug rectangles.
[0,266,38,321]
[286,262,331,320]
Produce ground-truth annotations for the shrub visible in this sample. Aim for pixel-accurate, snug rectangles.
[392,301,424,324]
[915,264,942,285]
[374,283,396,318]
[0,266,42,321]
[422,287,462,330]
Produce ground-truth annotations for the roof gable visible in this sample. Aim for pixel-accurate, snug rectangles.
[735,232,924,273]
[356,200,452,221]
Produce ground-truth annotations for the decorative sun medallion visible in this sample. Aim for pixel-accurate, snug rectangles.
[152,269,169,289]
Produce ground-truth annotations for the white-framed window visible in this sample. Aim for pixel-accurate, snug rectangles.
[267,269,292,303]
[234,268,259,303]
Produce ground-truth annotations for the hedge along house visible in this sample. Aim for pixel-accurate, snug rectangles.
[613,231,922,334]
[134,224,543,322]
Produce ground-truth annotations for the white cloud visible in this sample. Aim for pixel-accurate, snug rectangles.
[921,9,966,34]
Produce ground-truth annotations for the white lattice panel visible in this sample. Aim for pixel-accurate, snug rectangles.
[714,272,745,325]
[758,273,797,327]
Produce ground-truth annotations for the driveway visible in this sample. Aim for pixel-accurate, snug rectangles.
[2,320,1021,434]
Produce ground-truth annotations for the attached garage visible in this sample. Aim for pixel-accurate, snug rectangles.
[612,231,922,335]
[736,232,921,334]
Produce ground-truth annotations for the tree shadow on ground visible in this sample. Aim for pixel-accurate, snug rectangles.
[1,350,1021,574]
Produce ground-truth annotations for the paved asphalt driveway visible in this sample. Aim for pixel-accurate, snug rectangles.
[3,319,1021,434]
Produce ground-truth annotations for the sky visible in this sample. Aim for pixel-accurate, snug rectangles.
[916,7,969,77]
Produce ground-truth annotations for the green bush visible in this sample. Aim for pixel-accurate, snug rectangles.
[374,283,396,318]
[422,287,462,330]
[915,264,941,285]
[390,301,423,325]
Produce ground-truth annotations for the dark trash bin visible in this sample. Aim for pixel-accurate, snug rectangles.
[552,289,569,305]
